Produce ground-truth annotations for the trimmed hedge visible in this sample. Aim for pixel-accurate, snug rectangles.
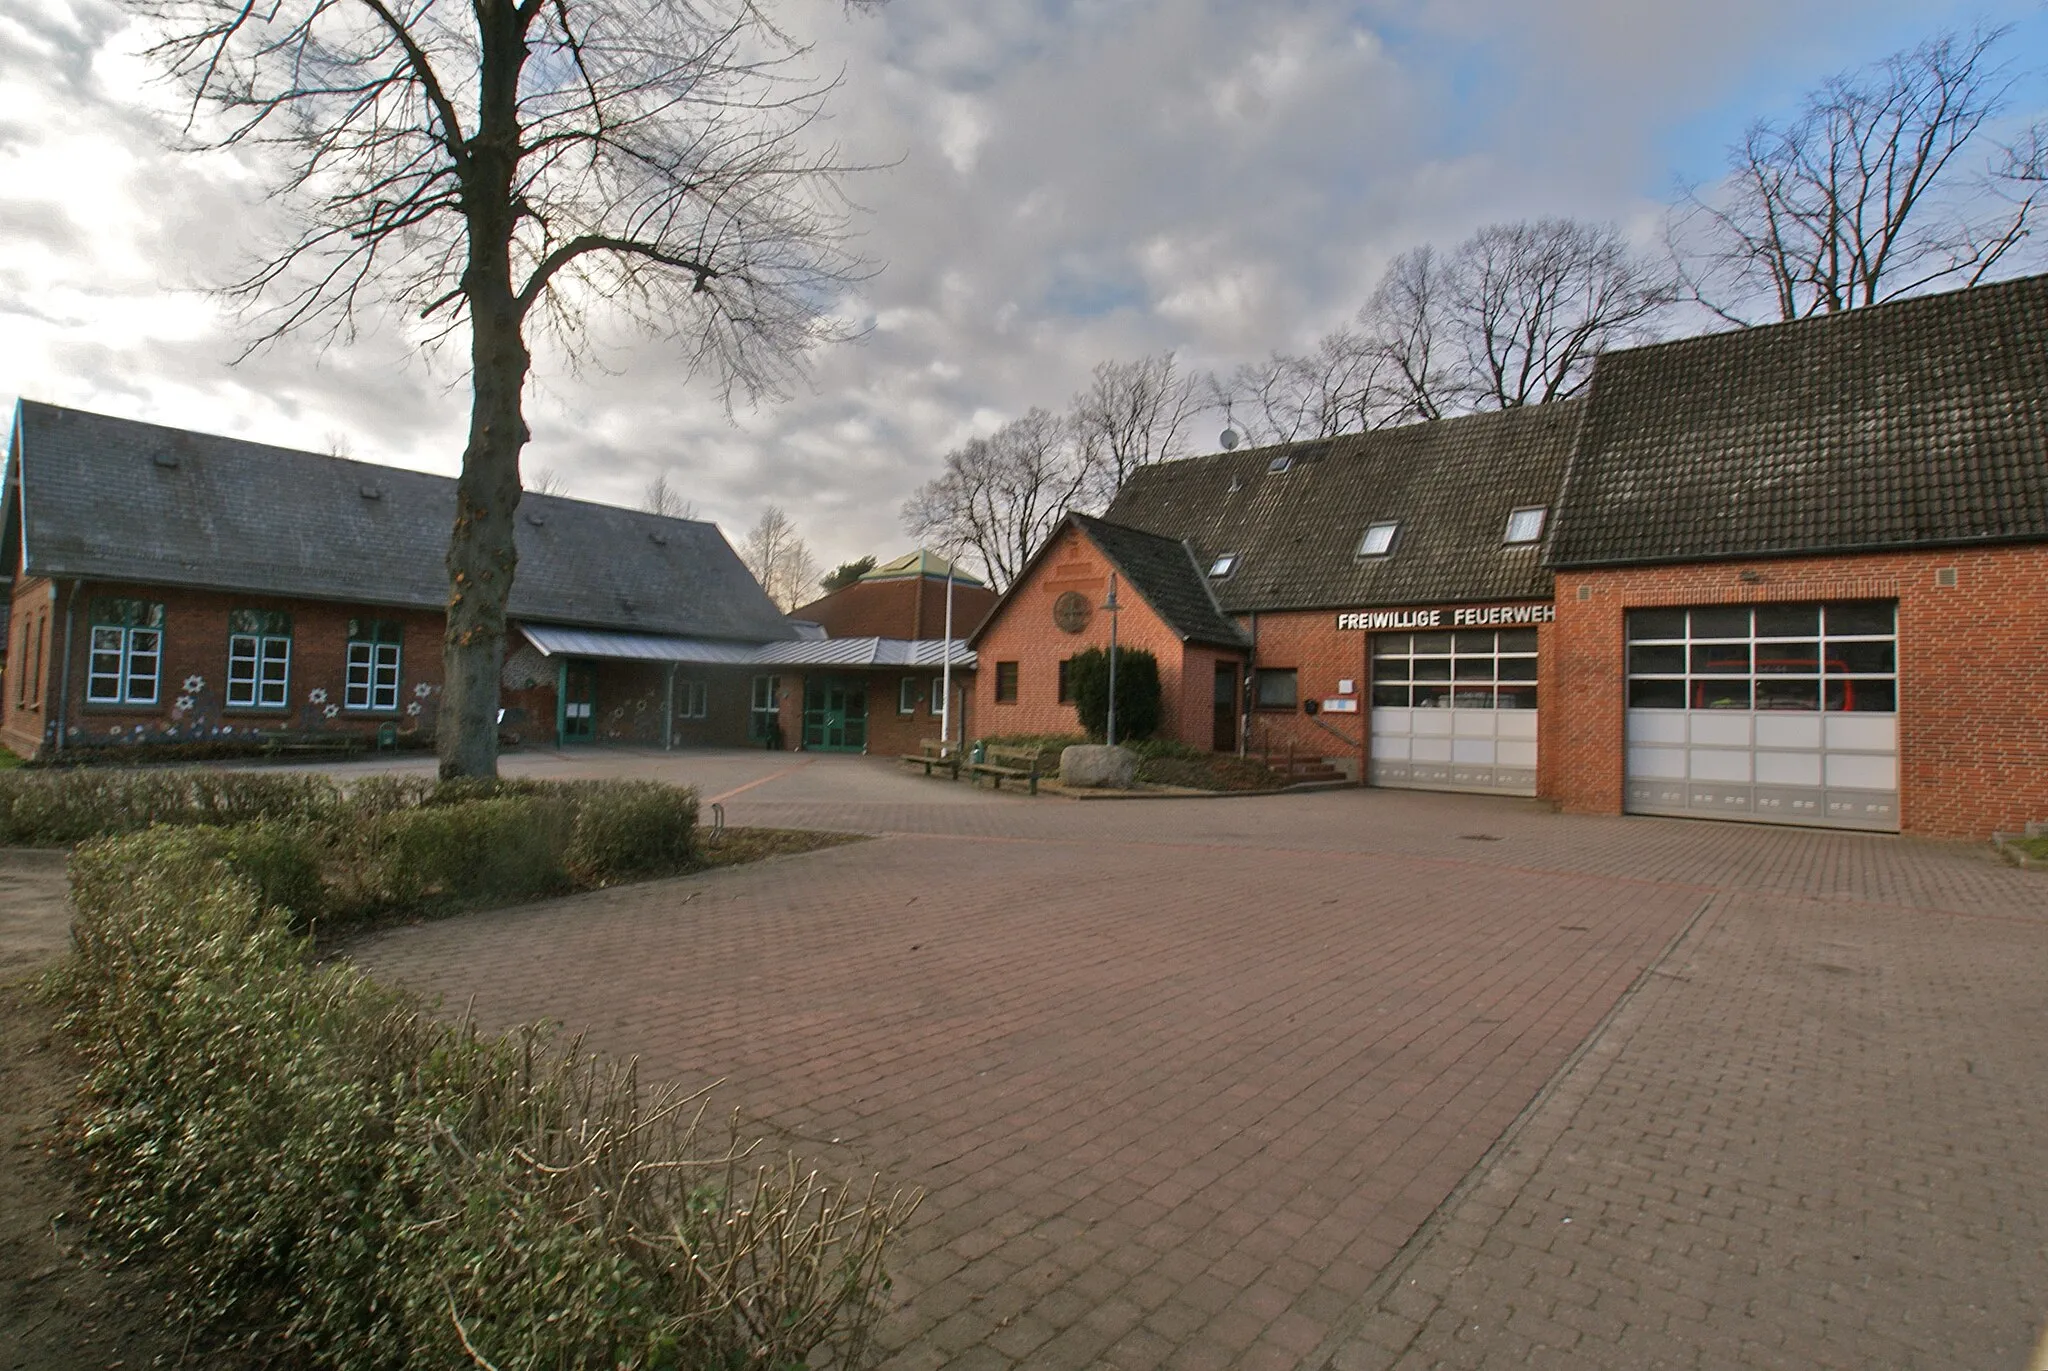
[53,833,909,1368]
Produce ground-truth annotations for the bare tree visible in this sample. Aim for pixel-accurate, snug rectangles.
[524,464,569,497]
[134,0,871,777]
[1206,327,1393,447]
[1359,246,1455,422]
[1446,219,1674,408]
[901,408,1093,591]
[1673,29,2037,323]
[1070,353,1199,500]
[741,504,819,611]
[641,470,698,520]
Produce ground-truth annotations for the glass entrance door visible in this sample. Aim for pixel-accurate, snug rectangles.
[802,675,868,752]
[560,660,597,743]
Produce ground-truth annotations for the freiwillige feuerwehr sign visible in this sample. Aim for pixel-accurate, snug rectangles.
[1334,602,1555,631]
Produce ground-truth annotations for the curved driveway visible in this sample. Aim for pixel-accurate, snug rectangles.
[345,750,2048,1370]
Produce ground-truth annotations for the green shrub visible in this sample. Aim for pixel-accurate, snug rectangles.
[565,781,698,883]
[0,769,338,845]
[342,795,573,914]
[52,822,909,1369]
[1068,646,1163,742]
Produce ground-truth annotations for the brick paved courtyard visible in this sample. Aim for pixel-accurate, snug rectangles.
[343,751,2048,1369]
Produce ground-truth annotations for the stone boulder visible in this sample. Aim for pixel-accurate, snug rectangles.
[1060,744,1137,789]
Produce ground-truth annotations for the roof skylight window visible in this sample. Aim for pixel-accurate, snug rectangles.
[1504,507,1547,544]
[1208,552,1239,578]
[1267,454,1292,473]
[1357,522,1399,558]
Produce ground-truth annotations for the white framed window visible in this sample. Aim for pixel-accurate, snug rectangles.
[1503,507,1547,544]
[749,674,781,742]
[1357,523,1400,558]
[929,677,946,715]
[1267,454,1292,474]
[898,677,918,714]
[345,619,402,712]
[226,610,292,708]
[85,599,163,705]
[1208,552,1238,578]
[677,679,708,718]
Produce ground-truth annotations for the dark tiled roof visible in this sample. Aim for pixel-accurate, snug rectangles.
[1549,273,2048,567]
[1070,514,1250,648]
[4,402,795,641]
[1103,404,1580,611]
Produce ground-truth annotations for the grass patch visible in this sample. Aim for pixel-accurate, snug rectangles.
[695,827,868,870]
[2002,835,2048,863]
[1134,753,1288,792]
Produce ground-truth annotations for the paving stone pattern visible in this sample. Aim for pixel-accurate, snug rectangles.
[335,751,2048,1369]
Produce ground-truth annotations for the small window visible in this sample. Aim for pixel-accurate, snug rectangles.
[1254,668,1298,711]
[677,680,708,719]
[898,677,918,715]
[1267,454,1292,474]
[86,598,165,705]
[1357,523,1399,558]
[929,677,946,715]
[1503,507,1546,544]
[1208,552,1238,578]
[749,675,781,741]
[226,610,293,709]
[345,618,403,712]
[1057,658,1075,703]
[995,661,1019,703]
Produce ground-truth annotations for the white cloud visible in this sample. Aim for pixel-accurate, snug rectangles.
[4,0,2046,577]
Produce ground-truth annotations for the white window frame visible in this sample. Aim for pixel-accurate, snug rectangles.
[227,633,292,708]
[345,626,402,712]
[1357,523,1400,558]
[929,676,946,716]
[898,677,918,714]
[1208,552,1238,578]
[86,623,162,705]
[677,679,708,719]
[1503,507,1547,544]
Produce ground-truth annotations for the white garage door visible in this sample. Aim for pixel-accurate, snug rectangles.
[1369,629,1538,796]
[1623,601,1898,831]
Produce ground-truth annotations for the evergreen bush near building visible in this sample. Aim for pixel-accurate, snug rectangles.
[1068,646,1162,742]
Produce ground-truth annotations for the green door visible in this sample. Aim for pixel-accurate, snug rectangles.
[802,675,868,752]
[560,660,598,743]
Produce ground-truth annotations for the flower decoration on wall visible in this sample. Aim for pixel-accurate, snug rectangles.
[183,675,205,693]
[413,682,435,698]
[323,704,340,719]
[405,701,422,717]
[175,695,194,711]
[308,687,328,704]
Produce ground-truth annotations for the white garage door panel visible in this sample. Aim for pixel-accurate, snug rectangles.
[1411,736,1453,763]
[1497,738,1539,767]
[1754,750,1823,786]
[1623,601,1897,832]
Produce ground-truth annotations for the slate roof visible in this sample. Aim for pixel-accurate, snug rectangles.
[3,402,796,642]
[1068,514,1250,648]
[1548,273,2048,567]
[1103,403,1582,611]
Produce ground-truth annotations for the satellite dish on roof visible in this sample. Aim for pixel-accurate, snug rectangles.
[1219,427,1240,451]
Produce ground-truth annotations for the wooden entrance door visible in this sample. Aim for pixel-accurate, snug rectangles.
[1213,663,1238,752]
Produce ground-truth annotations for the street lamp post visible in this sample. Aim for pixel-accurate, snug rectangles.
[1104,572,1121,747]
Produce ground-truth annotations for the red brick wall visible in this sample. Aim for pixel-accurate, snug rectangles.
[1551,546,2048,839]
[971,525,1229,746]
[1241,610,1370,770]
[3,571,59,757]
[4,581,449,757]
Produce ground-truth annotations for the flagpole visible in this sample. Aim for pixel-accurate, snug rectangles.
[940,556,956,745]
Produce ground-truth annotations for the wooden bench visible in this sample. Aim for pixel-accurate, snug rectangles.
[900,738,963,780]
[969,744,1043,795]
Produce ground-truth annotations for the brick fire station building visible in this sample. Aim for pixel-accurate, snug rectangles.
[972,274,2048,839]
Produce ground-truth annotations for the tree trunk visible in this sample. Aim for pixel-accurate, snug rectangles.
[439,1,532,781]
[439,295,530,780]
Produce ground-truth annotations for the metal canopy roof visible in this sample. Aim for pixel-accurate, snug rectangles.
[519,624,974,669]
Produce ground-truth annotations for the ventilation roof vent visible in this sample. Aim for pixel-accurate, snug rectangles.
[359,483,382,499]
[153,452,180,469]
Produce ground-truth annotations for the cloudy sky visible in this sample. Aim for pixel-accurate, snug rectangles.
[4,0,2047,572]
